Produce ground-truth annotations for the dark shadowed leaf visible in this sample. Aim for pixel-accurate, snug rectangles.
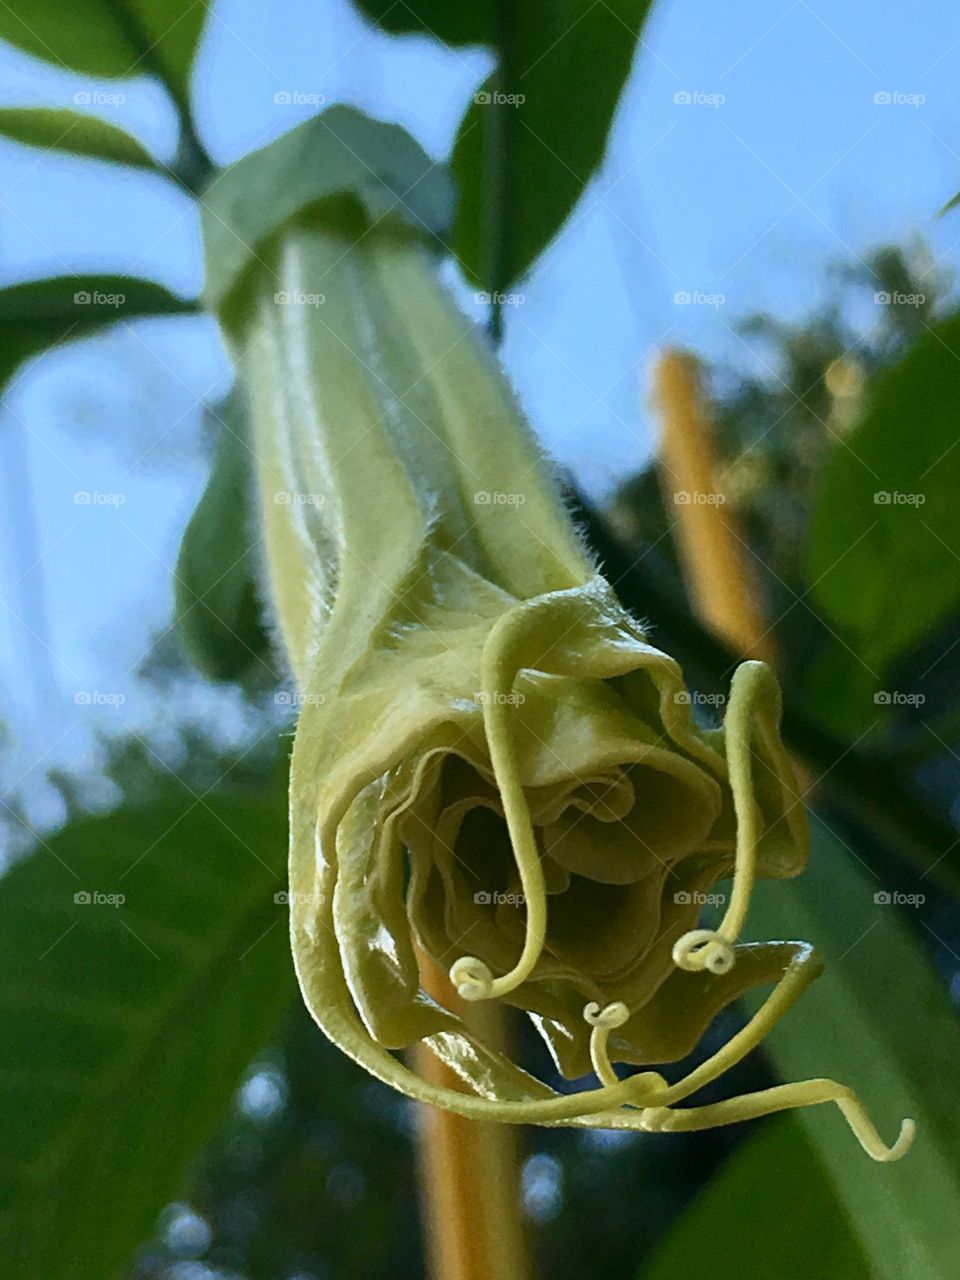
[352,0,493,44]
[806,311,960,667]
[640,1115,869,1280]
[0,778,295,1279]
[748,820,960,1280]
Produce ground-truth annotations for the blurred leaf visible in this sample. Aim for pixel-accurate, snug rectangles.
[202,105,454,318]
[802,644,885,740]
[352,0,493,44]
[748,820,960,1279]
[176,398,275,683]
[802,633,947,748]
[807,311,960,666]
[0,0,208,102]
[640,1114,869,1280]
[451,0,654,288]
[0,779,294,1280]
[354,1,653,289]
[0,274,194,394]
[0,107,156,170]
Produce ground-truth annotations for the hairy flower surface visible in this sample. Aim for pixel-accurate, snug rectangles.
[209,133,912,1159]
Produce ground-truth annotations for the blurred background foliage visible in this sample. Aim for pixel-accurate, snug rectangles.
[2,1,960,1278]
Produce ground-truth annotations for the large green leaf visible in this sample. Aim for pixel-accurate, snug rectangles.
[354,0,654,290]
[451,0,654,289]
[0,274,194,394]
[640,1115,870,1280]
[806,312,960,666]
[176,397,275,683]
[0,778,295,1279]
[0,0,208,103]
[0,107,156,170]
[747,821,960,1279]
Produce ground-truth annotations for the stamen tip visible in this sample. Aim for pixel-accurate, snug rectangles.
[880,1117,916,1163]
[673,928,736,974]
[584,1000,630,1029]
[449,955,494,1001]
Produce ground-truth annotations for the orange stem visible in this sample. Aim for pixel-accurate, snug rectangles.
[654,350,775,662]
[654,348,812,796]
[412,952,530,1280]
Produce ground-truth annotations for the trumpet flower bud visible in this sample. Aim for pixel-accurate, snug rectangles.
[201,108,913,1161]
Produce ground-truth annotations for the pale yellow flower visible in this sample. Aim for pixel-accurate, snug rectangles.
[218,189,911,1161]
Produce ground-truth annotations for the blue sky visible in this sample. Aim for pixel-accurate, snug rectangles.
[3,0,960,817]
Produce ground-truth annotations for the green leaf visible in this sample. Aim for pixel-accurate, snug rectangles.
[0,778,294,1280]
[747,820,960,1279]
[640,1115,870,1280]
[806,312,960,666]
[176,397,276,683]
[0,0,208,104]
[0,274,194,394]
[0,107,156,170]
[451,0,655,288]
[201,105,455,319]
[351,2,655,289]
[353,0,493,44]
[801,644,887,740]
